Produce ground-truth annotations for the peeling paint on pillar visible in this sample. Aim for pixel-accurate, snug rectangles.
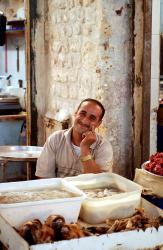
[100,0,134,178]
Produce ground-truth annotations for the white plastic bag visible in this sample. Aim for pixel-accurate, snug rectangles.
[134,168,163,197]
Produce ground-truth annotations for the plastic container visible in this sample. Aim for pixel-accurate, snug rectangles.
[66,173,142,224]
[0,178,86,227]
[135,162,163,197]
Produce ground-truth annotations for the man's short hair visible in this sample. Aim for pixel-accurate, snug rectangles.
[77,98,105,121]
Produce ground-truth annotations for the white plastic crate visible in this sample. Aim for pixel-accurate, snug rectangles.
[0,199,163,250]
[66,173,142,224]
[0,178,86,227]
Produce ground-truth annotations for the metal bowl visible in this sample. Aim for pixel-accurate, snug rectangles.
[141,161,163,178]
[0,146,43,161]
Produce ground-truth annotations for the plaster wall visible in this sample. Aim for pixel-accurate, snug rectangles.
[33,0,138,178]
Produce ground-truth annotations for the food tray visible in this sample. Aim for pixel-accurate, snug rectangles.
[0,178,86,227]
[66,173,142,224]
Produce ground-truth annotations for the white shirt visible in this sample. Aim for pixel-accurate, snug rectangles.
[72,143,81,157]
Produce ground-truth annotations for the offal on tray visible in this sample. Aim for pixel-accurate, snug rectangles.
[16,209,163,245]
[144,152,163,176]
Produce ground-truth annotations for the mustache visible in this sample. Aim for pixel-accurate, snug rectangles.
[78,121,90,129]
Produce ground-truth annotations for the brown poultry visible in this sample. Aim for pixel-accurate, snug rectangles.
[37,224,55,243]
[18,219,42,245]
[45,214,65,230]
[60,223,87,240]
[45,214,66,241]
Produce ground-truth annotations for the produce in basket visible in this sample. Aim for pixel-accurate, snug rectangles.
[144,152,163,176]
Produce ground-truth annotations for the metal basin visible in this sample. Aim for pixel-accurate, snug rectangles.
[0,146,43,161]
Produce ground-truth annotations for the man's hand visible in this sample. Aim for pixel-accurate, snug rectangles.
[79,126,103,174]
[80,126,96,151]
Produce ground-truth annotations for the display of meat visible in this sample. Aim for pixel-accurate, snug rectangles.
[105,208,163,233]
[17,215,92,245]
[16,210,163,245]
[144,152,163,176]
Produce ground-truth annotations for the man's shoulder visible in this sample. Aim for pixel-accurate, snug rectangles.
[48,127,72,141]
[95,134,112,147]
[96,133,105,143]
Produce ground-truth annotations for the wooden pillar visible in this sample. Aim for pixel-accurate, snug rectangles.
[142,0,152,162]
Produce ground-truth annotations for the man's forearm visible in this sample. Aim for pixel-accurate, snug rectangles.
[80,142,104,173]
[81,159,103,174]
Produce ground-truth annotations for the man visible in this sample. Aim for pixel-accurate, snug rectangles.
[35,98,113,178]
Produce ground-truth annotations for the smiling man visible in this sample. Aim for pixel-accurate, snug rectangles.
[35,98,113,178]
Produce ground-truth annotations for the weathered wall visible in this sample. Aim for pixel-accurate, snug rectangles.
[31,0,140,179]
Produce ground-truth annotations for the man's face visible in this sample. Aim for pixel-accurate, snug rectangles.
[73,101,102,134]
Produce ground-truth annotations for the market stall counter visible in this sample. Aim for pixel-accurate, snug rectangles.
[0,174,162,249]
[0,199,163,250]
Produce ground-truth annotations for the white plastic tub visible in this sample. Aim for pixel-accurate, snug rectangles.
[66,173,142,224]
[0,178,86,227]
[0,199,163,250]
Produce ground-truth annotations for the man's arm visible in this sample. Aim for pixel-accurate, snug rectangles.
[81,156,103,173]
[35,136,56,178]
[80,127,113,174]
